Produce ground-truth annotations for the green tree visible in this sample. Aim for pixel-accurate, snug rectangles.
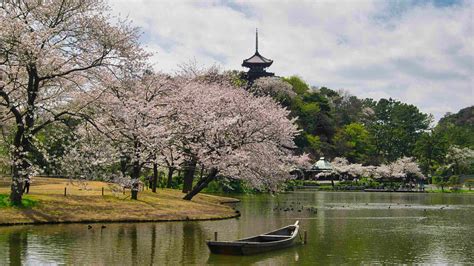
[436,106,474,149]
[289,86,335,157]
[283,75,310,95]
[333,123,375,164]
[414,130,448,176]
[366,98,431,162]
[432,175,448,192]
[320,88,366,127]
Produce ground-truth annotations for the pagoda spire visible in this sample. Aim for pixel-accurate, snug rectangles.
[242,28,274,82]
[256,28,258,53]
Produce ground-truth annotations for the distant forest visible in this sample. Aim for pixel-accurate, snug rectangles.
[234,73,473,178]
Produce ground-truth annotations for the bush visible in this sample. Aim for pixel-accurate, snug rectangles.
[358,177,381,188]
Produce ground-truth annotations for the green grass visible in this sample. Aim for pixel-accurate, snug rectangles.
[0,194,38,208]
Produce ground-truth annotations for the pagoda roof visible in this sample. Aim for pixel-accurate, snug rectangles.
[242,29,273,69]
[242,52,273,68]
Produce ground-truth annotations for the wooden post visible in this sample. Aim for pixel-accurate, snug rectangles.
[102,187,104,196]
[304,230,307,244]
[64,187,67,196]
[214,232,218,241]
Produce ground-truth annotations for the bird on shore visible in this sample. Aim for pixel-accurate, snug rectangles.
[101,225,106,229]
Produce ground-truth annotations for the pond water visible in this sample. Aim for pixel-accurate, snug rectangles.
[1,191,473,265]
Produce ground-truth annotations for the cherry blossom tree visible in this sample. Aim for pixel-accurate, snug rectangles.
[390,157,425,181]
[444,145,474,175]
[326,156,424,188]
[77,71,174,200]
[251,77,295,104]
[0,0,147,204]
[167,74,300,200]
[323,157,366,186]
[371,157,425,182]
[60,123,119,181]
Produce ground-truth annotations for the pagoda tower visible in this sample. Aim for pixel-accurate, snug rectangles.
[242,29,274,82]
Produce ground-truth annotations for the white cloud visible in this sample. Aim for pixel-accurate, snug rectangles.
[108,0,473,121]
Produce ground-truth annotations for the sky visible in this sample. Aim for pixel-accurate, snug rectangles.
[108,0,473,122]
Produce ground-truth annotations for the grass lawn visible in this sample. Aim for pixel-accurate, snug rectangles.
[0,177,239,226]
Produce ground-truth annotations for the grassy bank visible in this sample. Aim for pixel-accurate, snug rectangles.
[0,177,239,226]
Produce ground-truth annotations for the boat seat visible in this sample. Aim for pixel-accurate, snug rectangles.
[259,235,290,241]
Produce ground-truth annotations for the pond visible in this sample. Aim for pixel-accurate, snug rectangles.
[1,191,473,265]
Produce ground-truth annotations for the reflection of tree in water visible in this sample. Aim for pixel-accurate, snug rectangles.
[182,222,194,264]
[182,222,205,264]
[130,225,138,264]
[0,226,72,265]
[149,224,156,265]
[8,230,25,265]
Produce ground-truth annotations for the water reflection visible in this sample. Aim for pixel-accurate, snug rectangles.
[0,191,473,264]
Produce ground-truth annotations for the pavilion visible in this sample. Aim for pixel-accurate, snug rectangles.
[311,157,333,173]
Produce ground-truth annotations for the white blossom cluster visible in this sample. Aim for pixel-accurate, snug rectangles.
[319,157,426,181]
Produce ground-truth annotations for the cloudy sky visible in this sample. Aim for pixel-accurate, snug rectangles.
[108,0,473,122]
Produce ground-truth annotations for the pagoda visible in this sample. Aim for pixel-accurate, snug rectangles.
[242,29,274,82]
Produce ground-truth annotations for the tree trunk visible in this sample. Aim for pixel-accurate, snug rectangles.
[182,158,197,193]
[166,167,174,188]
[10,169,23,206]
[183,168,218,201]
[152,162,158,193]
[10,145,27,205]
[131,160,140,200]
[7,66,39,205]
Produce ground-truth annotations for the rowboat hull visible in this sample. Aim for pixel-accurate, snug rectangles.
[207,221,299,255]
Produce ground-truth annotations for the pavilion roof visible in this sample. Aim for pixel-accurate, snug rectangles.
[312,157,333,171]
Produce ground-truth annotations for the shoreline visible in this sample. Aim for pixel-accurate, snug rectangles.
[0,212,241,227]
[0,177,240,227]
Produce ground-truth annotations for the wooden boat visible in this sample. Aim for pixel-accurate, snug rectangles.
[207,221,300,255]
